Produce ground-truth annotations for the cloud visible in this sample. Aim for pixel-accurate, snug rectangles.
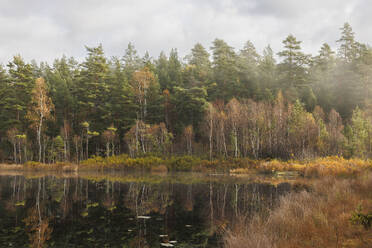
[0,0,369,64]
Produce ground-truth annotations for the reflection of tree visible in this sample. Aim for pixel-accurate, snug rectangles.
[61,178,72,219]
[129,235,149,248]
[233,184,240,217]
[0,174,296,247]
[102,195,115,211]
[184,184,194,211]
[209,181,214,230]
[221,184,228,218]
[24,208,52,248]
[101,179,117,211]
[23,178,52,248]
[5,176,27,229]
[125,183,171,216]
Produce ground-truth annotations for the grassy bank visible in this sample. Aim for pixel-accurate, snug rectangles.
[0,155,371,176]
[64,155,372,176]
[0,161,79,172]
[224,173,372,248]
[231,156,372,177]
[79,154,256,172]
[0,155,253,172]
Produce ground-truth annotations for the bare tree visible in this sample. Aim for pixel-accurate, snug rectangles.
[102,126,117,157]
[205,103,216,160]
[226,98,242,157]
[183,125,193,155]
[327,109,344,155]
[130,67,156,121]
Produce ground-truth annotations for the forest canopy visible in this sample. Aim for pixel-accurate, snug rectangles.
[0,23,372,163]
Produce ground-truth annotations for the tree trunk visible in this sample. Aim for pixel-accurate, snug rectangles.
[135,120,139,155]
[13,143,17,164]
[234,127,238,158]
[112,141,115,156]
[18,141,22,164]
[86,129,89,160]
[24,144,27,162]
[106,142,110,157]
[37,118,43,162]
[209,119,213,160]
[43,137,46,164]
[63,141,67,162]
[75,139,79,164]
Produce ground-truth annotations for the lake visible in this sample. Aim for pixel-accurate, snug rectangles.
[0,171,300,247]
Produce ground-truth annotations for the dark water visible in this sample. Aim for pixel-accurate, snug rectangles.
[0,172,297,247]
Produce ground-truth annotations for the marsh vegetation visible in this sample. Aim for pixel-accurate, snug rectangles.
[224,173,372,248]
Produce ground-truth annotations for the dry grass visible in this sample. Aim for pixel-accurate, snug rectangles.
[224,174,372,248]
[253,156,372,177]
[0,156,371,177]
[0,161,79,172]
[150,164,168,173]
[61,164,78,172]
[0,163,23,170]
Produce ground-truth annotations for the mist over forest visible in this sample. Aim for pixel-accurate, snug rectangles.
[1,22,372,163]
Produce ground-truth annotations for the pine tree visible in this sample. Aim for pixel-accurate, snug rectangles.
[106,57,136,138]
[122,42,142,82]
[237,40,260,98]
[337,23,358,63]
[47,56,78,133]
[278,34,311,103]
[170,86,207,135]
[168,48,183,89]
[76,45,109,132]
[312,43,335,112]
[210,39,239,101]
[7,56,35,129]
[156,52,170,91]
[184,43,212,89]
[0,65,11,132]
[258,45,277,100]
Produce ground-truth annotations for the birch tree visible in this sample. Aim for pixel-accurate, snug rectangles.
[130,67,156,121]
[226,98,241,157]
[205,103,216,160]
[27,78,54,162]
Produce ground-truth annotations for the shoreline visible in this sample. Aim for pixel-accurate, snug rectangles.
[0,155,371,177]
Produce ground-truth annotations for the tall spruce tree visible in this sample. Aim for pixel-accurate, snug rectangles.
[337,23,358,63]
[77,45,109,130]
[7,56,35,129]
[278,34,311,103]
[210,39,239,101]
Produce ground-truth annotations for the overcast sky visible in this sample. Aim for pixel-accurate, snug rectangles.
[0,0,370,63]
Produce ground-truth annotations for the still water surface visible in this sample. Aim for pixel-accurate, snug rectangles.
[0,172,298,247]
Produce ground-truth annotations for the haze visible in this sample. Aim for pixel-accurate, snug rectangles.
[0,0,369,62]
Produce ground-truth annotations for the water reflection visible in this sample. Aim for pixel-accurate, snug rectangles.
[0,173,296,247]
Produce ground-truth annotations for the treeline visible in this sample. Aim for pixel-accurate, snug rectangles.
[0,22,372,163]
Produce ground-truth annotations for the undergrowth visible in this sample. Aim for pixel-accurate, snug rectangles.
[0,155,370,176]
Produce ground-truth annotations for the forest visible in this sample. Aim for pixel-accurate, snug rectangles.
[0,22,372,164]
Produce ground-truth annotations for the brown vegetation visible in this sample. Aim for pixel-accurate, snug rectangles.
[230,156,372,177]
[224,174,372,248]
[0,156,371,176]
